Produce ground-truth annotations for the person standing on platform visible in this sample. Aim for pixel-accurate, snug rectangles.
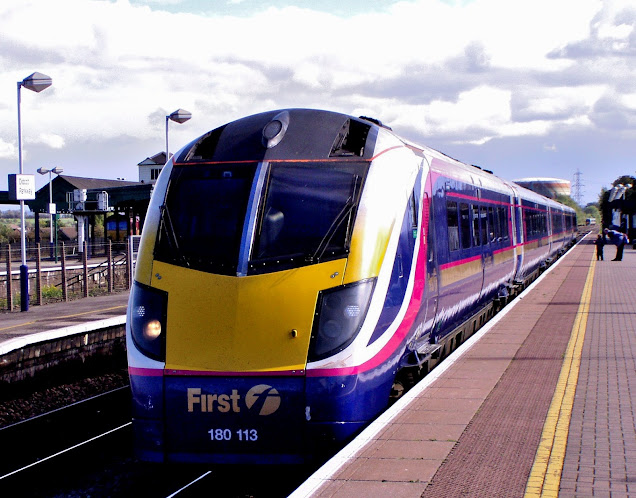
[604,228,628,261]
[594,234,605,260]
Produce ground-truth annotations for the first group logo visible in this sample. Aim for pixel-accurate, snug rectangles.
[187,384,281,416]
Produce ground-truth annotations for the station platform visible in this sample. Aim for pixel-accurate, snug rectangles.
[292,235,636,497]
[0,292,128,353]
[0,291,128,376]
[2,234,635,497]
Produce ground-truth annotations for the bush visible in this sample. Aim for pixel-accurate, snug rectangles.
[42,285,63,300]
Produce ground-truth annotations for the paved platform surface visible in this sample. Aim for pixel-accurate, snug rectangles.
[0,291,128,348]
[294,236,636,497]
[3,236,635,497]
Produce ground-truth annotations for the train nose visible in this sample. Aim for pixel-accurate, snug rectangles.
[149,258,348,373]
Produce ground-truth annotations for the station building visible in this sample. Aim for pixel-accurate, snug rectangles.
[0,151,170,252]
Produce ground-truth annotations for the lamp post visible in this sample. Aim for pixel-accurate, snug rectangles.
[165,109,191,161]
[17,72,52,312]
[37,166,63,262]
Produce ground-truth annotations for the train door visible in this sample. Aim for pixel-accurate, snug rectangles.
[547,206,553,256]
[472,203,487,300]
[422,190,438,331]
[479,204,495,302]
[511,191,524,278]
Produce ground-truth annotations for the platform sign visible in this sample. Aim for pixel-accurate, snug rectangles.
[8,174,36,200]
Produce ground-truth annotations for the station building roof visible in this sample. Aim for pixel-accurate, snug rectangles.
[0,175,153,214]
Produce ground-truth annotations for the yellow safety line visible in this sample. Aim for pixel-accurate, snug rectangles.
[0,321,36,332]
[55,305,126,320]
[0,305,126,332]
[525,252,596,497]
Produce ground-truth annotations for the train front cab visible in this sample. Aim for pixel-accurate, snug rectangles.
[127,159,367,464]
[126,111,432,464]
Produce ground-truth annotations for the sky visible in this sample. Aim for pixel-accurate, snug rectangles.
[1,0,635,208]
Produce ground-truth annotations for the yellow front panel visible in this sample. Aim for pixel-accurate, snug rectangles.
[151,259,347,373]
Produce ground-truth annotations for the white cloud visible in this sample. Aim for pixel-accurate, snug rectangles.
[0,0,635,205]
[37,133,65,149]
[512,85,606,122]
[0,139,15,159]
[597,22,633,40]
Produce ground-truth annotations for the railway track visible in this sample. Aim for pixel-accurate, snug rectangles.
[0,386,314,497]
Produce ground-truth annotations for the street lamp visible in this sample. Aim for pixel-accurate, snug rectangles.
[17,72,52,312]
[165,109,191,161]
[37,166,63,262]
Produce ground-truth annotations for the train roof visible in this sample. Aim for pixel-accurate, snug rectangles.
[513,177,570,184]
[510,181,576,212]
[173,108,576,215]
[387,130,575,213]
[176,108,381,164]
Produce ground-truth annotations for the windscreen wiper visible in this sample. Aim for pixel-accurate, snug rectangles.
[158,204,190,267]
[307,175,360,263]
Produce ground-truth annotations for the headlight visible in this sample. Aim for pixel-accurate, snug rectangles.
[309,279,376,361]
[129,281,167,361]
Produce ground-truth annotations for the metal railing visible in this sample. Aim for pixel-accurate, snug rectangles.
[1,241,133,312]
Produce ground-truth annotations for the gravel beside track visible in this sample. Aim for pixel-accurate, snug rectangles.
[0,366,129,428]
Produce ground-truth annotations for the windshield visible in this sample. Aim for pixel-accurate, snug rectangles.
[250,162,367,273]
[154,163,257,274]
[154,161,367,276]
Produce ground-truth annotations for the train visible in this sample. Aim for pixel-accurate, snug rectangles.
[126,109,577,464]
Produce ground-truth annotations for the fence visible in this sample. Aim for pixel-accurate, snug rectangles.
[0,239,127,264]
[1,241,133,312]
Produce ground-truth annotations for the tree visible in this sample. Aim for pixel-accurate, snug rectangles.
[0,210,20,219]
[556,194,586,225]
[584,203,600,223]
[611,175,636,188]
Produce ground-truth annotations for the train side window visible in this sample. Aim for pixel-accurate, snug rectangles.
[523,209,532,238]
[531,212,536,237]
[488,206,497,242]
[410,194,418,230]
[496,207,501,241]
[542,212,546,235]
[472,205,481,246]
[499,206,509,242]
[542,211,548,236]
[460,203,471,249]
[447,200,460,252]
[480,206,488,245]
